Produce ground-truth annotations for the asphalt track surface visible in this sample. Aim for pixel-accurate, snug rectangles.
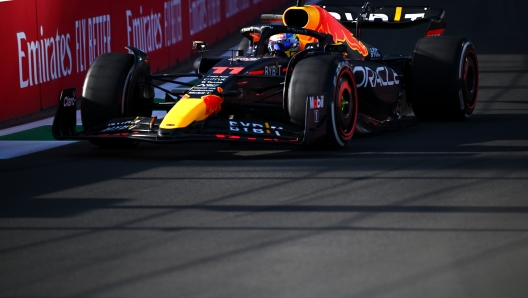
[1,1,528,297]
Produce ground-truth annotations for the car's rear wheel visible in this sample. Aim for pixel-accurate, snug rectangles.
[410,36,479,120]
[81,53,151,148]
[288,55,358,149]
[331,72,357,147]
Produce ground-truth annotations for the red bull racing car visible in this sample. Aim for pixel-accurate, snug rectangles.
[52,0,479,149]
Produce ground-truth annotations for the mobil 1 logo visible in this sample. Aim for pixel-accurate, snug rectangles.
[307,93,326,125]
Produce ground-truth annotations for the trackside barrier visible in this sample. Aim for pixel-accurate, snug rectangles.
[0,0,290,122]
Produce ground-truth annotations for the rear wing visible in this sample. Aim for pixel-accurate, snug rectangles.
[259,2,447,56]
[317,2,446,37]
[263,2,446,38]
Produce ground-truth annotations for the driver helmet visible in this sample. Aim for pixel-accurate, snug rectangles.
[268,33,300,57]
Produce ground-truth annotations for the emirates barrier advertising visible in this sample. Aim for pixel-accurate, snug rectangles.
[0,0,288,122]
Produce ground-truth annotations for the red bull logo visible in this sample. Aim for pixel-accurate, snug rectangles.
[283,5,369,57]
[202,94,223,116]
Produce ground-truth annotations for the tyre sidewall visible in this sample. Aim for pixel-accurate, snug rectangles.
[329,64,357,147]
[287,55,357,148]
[411,37,479,120]
[81,53,134,130]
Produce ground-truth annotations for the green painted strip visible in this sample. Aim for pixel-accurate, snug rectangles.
[0,125,83,141]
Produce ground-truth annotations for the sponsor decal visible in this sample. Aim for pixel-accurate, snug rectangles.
[229,121,283,136]
[188,75,228,95]
[63,95,76,107]
[368,14,389,22]
[74,14,112,73]
[203,94,223,116]
[353,66,400,88]
[16,4,183,91]
[404,13,425,21]
[126,6,163,53]
[328,11,425,22]
[287,27,308,35]
[164,0,183,47]
[229,57,259,62]
[17,27,73,89]
[309,94,324,124]
[309,94,324,109]
[15,3,186,91]
[265,63,282,76]
[370,47,381,59]
[100,120,139,132]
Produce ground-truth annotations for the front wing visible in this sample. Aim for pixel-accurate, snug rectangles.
[52,88,308,145]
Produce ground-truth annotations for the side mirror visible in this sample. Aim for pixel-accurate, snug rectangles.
[192,41,208,52]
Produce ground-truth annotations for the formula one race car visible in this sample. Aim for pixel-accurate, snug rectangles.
[52,0,479,149]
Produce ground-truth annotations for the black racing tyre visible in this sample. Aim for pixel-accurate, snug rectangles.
[410,36,479,120]
[81,52,146,148]
[288,55,358,149]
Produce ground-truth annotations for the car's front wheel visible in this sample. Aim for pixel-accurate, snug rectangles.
[288,55,358,149]
[81,53,151,148]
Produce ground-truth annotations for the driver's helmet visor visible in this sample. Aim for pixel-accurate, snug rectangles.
[268,33,299,52]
